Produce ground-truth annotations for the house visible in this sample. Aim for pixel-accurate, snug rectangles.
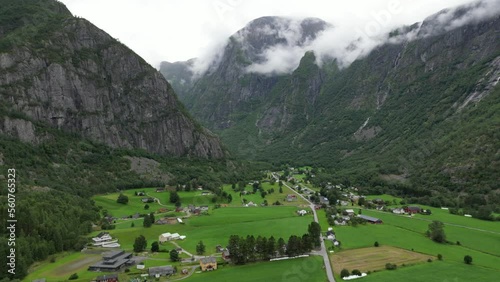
[405,206,422,214]
[376,205,385,211]
[297,210,307,216]
[170,233,180,240]
[319,197,330,205]
[94,274,118,282]
[222,249,230,260]
[141,198,154,203]
[149,265,175,277]
[373,198,385,205]
[200,206,209,212]
[340,200,349,206]
[156,217,177,225]
[88,250,133,272]
[392,208,405,214]
[215,245,224,253]
[135,191,145,196]
[159,233,172,243]
[357,214,383,224]
[326,230,336,240]
[345,209,355,216]
[286,194,297,202]
[200,257,217,271]
[246,201,257,207]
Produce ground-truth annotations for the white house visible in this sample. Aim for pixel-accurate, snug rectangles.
[297,210,307,216]
[159,233,172,243]
[170,233,180,240]
[392,208,405,214]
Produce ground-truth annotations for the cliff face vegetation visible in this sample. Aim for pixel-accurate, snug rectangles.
[0,0,225,159]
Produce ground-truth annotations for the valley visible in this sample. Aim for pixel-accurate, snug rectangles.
[0,0,499,282]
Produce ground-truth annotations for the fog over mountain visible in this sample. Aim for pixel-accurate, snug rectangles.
[186,0,500,76]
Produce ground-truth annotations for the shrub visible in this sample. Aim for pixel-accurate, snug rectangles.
[124,268,130,273]
[427,258,433,262]
[352,269,362,276]
[437,254,443,260]
[374,241,379,247]
[464,255,473,265]
[340,269,350,278]
[68,273,78,280]
[385,263,397,270]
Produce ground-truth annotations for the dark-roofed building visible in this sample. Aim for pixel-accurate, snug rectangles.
[405,206,422,214]
[149,265,175,277]
[200,256,217,271]
[95,274,118,282]
[319,196,330,205]
[88,250,133,272]
[357,214,382,224]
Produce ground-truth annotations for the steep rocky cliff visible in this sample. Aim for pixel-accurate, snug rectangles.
[0,0,225,158]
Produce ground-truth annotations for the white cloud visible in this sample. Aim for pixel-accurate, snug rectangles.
[59,0,484,71]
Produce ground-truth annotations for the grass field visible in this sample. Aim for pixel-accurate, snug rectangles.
[331,246,432,273]
[330,195,500,281]
[92,188,167,218]
[221,182,310,207]
[184,256,327,282]
[361,260,499,282]
[106,206,314,254]
[25,252,105,282]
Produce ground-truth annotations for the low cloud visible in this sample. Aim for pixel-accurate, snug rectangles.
[194,0,499,76]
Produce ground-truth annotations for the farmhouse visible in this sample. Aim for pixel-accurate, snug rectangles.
[94,274,118,282]
[88,250,133,272]
[297,210,307,216]
[200,257,218,271]
[159,232,172,242]
[149,265,175,277]
[156,217,177,225]
[357,214,383,224]
[392,208,405,214]
[287,194,297,202]
[405,206,422,214]
[345,209,355,216]
[222,249,230,260]
[319,196,330,205]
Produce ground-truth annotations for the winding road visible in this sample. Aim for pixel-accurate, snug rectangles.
[273,173,335,282]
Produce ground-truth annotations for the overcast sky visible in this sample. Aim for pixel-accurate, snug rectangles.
[60,0,477,69]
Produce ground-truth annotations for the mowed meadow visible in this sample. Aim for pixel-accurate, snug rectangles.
[26,185,318,281]
[326,195,500,281]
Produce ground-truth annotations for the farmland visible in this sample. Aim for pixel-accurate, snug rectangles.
[327,194,500,281]
[27,182,319,282]
[331,246,431,274]
[185,256,327,282]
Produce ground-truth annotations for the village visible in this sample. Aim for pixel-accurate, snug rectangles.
[26,168,500,282]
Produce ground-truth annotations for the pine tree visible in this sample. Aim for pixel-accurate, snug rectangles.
[196,241,206,255]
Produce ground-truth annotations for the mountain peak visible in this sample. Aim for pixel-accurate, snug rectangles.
[232,16,330,55]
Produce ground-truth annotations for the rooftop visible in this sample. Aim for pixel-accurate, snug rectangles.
[200,257,217,264]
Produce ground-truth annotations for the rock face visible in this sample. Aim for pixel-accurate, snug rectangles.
[160,16,329,130]
[161,2,499,192]
[0,0,225,158]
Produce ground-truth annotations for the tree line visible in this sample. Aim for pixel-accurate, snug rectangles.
[227,222,321,265]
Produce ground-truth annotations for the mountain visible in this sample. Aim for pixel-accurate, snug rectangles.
[0,0,225,159]
[161,2,500,211]
[160,16,330,129]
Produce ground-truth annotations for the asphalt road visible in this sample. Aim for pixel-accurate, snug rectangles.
[273,173,336,282]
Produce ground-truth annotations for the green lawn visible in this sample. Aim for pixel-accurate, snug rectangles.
[105,206,313,255]
[92,188,167,218]
[221,182,309,207]
[184,256,327,282]
[361,260,499,282]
